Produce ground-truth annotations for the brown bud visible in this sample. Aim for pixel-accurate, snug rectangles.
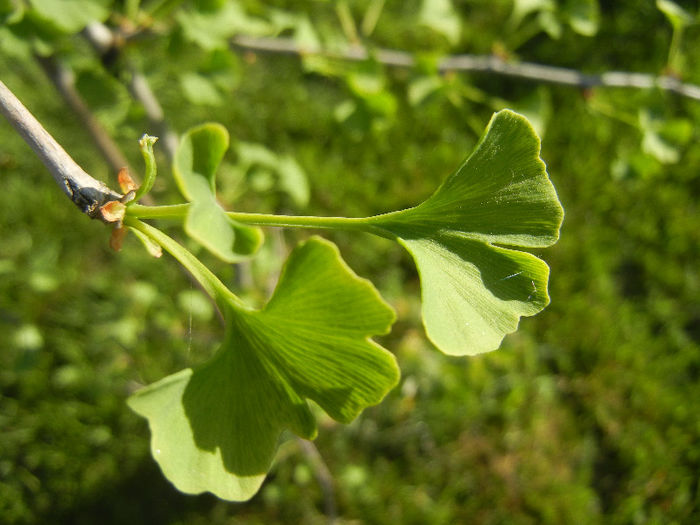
[118,167,138,194]
[110,226,128,252]
[100,200,127,223]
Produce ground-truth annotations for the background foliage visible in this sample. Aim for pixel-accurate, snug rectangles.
[1,0,699,523]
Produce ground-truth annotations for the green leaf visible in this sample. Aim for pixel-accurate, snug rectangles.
[291,14,321,50]
[185,188,263,261]
[130,228,163,258]
[74,68,131,132]
[537,10,562,39]
[276,155,310,208]
[235,141,279,169]
[174,123,229,200]
[565,0,600,37]
[419,0,462,45]
[0,26,32,60]
[179,72,224,107]
[0,0,25,25]
[28,0,111,34]
[369,109,564,355]
[128,237,399,501]
[638,111,692,165]
[509,0,554,28]
[408,76,444,107]
[235,142,310,208]
[174,124,263,261]
[184,190,236,259]
[656,0,694,31]
[398,236,550,355]
[176,2,271,51]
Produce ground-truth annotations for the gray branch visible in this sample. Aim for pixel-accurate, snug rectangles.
[231,36,700,101]
[0,80,121,219]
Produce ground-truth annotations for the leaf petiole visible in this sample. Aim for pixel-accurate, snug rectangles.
[127,203,392,237]
[127,203,190,219]
[124,217,249,312]
[225,211,388,236]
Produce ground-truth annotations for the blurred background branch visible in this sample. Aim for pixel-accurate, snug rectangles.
[231,35,700,100]
[83,22,179,164]
[35,55,133,175]
[0,79,120,218]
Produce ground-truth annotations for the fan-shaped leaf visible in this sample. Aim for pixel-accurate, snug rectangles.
[369,109,564,355]
[399,235,550,355]
[174,123,263,262]
[128,237,399,501]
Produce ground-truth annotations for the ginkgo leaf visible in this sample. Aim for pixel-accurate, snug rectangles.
[173,123,228,199]
[398,234,550,355]
[368,109,564,355]
[128,236,399,501]
[29,0,111,35]
[174,123,263,261]
[184,180,262,261]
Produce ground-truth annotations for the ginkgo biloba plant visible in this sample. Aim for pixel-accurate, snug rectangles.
[0,80,563,502]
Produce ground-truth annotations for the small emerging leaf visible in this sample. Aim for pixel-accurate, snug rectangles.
[134,134,158,201]
[129,237,399,501]
[370,109,564,355]
[118,167,138,194]
[110,226,127,252]
[130,228,163,258]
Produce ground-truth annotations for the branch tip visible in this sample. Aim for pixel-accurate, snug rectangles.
[0,79,122,221]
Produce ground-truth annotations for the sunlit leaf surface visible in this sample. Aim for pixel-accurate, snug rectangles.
[369,110,564,355]
[129,237,399,501]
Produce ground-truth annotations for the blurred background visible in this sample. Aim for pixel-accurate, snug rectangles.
[0,1,698,523]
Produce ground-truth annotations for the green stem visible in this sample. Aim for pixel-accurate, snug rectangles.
[127,203,394,238]
[226,212,373,232]
[233,211,399,240]
[128,203,190,219]
[124,217,249,312]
